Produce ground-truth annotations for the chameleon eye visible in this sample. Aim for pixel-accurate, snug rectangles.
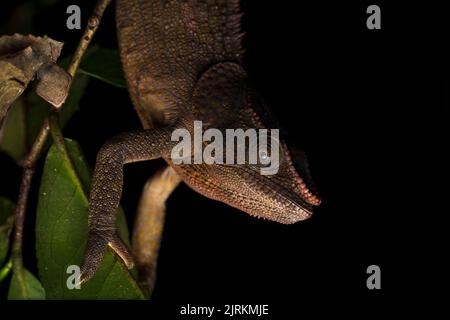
[259,150,268,160]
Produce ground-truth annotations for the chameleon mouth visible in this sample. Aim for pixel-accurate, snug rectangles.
[237,168,315,224]
[268,188,314,224]
[285,145,321,207]
[244,198,312,225]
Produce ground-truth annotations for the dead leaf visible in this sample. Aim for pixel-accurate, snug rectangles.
[0,34,71,128]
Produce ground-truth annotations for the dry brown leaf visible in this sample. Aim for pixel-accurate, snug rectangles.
[0,34,71,128]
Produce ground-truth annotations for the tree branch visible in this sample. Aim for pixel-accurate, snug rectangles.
[10,0,112,274]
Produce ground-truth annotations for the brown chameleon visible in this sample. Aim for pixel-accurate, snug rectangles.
[80,0,321,283]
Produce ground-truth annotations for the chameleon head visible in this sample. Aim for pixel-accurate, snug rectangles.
[222,142,320,224]
[169,62,321,224]
[172,139,321,225]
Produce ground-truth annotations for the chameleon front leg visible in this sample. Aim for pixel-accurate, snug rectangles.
[80,127,175,283]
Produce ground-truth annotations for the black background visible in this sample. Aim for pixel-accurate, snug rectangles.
[1,0,449,312]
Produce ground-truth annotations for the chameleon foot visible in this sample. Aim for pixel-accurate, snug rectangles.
[80,229,135,284]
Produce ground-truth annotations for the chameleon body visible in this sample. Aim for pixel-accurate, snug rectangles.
[80,0,320,282]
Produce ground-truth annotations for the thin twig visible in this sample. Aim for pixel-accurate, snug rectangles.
[11,120,49,269]
[67,0,112,78]
[10,0,112,274]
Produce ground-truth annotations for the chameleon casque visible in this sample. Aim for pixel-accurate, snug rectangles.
[80,0,321,283]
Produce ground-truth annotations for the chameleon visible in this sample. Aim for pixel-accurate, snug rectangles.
[80,0,321,283]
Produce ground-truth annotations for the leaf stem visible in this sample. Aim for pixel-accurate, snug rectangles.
[10,0,112,276]
[48,112,88,197]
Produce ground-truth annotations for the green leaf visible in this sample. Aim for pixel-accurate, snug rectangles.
[0,259,12,283]
[0,197,15,266]
[36,139,144,299]
[0,98,28,164]
[8,268,46,300]
[79,48,127,88]
[0,197,15,228]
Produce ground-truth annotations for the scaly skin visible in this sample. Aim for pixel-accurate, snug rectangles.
[80,0,321,283]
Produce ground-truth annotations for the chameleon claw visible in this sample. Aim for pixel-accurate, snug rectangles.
[80,229,135,284]
[80,230,107,284]
[107,233,135,270]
